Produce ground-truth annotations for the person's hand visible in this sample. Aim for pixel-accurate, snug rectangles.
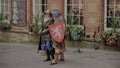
[42,29,48,34]
[42,30,45,34]
[38,30,41,34]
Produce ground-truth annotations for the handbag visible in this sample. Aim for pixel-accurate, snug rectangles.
[39,50,46,56]
[39,44,47,56]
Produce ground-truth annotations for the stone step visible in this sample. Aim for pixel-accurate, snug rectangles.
[11,26,29,34]
[0,31,38,44]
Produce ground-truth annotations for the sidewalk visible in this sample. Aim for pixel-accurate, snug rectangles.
[0,43,120,68]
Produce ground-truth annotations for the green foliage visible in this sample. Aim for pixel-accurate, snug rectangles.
[66,15,85,41]
[0,11,11,31]
[0,11,8,22]
[66,25,85,41]
[104,30,113,40]
[109,13,118,33]
[28,13,41,35]
[67,15,72,25]
[34,13,40,31]
[0,22,12,31]
[100,13,120,46]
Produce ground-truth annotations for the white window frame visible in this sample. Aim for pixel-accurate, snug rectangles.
[0,0,9,23]
[104,0,120,31]
[0,0,9,14]
[0,0,1,12]
[32,0,47,24]
[64,0,84,28]
[0,0,8,14]
[32,0,47,17]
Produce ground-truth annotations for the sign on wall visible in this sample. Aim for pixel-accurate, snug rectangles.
[11,0,26,26]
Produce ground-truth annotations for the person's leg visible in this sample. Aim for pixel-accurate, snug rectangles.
[43,51,51,61]
[50,52,59,65]
[50,40,55,60]
[59,44,65,61]
[50,45,60,65]
[45,50,51,60]
[50,48,55,60]
[46,41,54,60]
[62,40,66,51]
[44,41,51,61]
[59,50,64,61]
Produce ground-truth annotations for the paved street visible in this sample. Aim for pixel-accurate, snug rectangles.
[0,43,120,68]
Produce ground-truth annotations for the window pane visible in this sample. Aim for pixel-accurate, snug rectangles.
[42,5,46,13]
[1,0,4,4]
[116,0,120,5]
[107,18,112,28]
[116,5,120,12]
[35,0,39,4]
[73,5,79,10]
[4,5,8,11]
[80,16,83,25]
[106,17,120,28]
[107,6,114,16]
[67,5,72,15]
[73,8,79,15]
[42,0,47,4]
[80,0,84,4]
[0,0,8,20]
[33,0,47,13]
[107,0,114,5]
[67,0,72,4]
[106,0,120,29]
[73,0,79,4]
[67,0,84,26]
[5,0,8,4]
[1,4,4,10]
[33,0,47,22]
[45,0,47,4]
[73,15,79,25]
[115,11,120,17]
[79,4,83,9]
[35,5,40,13]
[80,9,83,15]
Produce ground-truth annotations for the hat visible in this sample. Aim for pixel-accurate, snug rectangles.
[45,10,51,14]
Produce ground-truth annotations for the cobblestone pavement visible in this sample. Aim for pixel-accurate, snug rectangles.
[0,43,120,68]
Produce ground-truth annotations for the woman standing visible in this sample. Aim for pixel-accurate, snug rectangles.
[38,10,55,61]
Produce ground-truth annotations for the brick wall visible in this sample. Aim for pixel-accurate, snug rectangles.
[84,0,104,37]
[47,0,64,14]
[8,0,104,34]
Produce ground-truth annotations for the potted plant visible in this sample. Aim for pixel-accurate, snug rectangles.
[100,13,120,47]
[66,14,85,41]
[28,13,41,36]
